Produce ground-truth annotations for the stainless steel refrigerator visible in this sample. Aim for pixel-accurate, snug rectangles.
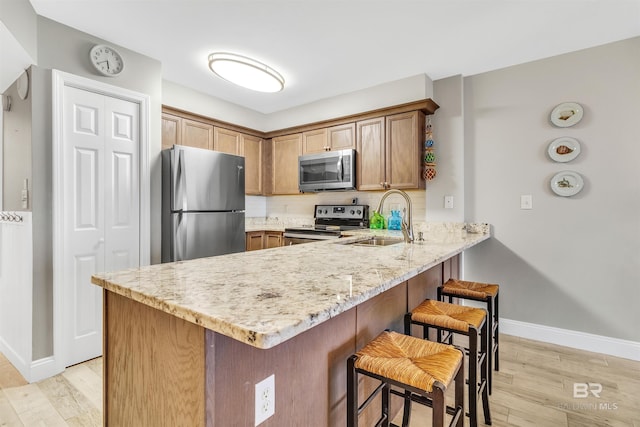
[162,145,245,262]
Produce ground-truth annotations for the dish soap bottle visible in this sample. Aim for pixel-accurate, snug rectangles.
[370,211,385,229]
[388,210,402,230]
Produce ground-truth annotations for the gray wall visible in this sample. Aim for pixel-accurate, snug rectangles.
[2,70,32,211]
[0,0,37,60]
[36,16,163,265]
[4,16,164,360]
[30,66,53,359]
[461,37,640,342]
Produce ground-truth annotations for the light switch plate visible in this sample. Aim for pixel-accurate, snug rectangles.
[520,195,532,210]
[444,195,454,209]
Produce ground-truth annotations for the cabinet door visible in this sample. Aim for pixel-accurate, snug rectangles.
[245,231,264,251]
[328,123,355,151]
[356,117,386,191]
[182,119,213,150]
[302,128,328,154]
[242,134,263,195]
[214,127,241,155]
[264,231,283,248]
[162,113,182,150]
[272,133,302,195]
[386,111,424,189]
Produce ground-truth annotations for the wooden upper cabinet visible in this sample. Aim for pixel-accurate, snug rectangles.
[214,127,241,155]
[242,134,263,195]
[182,118,213,150]
[161,113,182,150]
[302,128,328,154]
[356,111,425,190]
[356,117,386,191]
[272,133,302,195]
[386,111,425,189]
[303,124,355,154]
[328,123,355,151]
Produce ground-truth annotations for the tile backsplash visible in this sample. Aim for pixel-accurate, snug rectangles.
[249,190,427,221]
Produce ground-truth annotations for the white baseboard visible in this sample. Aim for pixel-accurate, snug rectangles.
[0,338,64,383]
[29,356,64,383]
[501,318,640,362]
[0,336,29,380]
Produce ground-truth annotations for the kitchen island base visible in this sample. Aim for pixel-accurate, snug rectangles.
[102,256,458,426]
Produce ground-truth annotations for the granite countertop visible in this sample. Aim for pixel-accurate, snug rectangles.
[91,226,490,349]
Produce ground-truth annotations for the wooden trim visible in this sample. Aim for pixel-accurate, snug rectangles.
[162,99,439,140]
[162,106,264,138]
[264,99,439,138]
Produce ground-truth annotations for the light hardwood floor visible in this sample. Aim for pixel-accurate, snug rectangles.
[0,334,638,426]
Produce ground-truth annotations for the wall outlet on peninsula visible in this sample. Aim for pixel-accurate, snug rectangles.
[255,374,275,425]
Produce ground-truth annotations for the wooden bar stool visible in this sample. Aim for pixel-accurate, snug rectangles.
[438,278,500,393]
[347,330,464,427]
[405,299,491,427]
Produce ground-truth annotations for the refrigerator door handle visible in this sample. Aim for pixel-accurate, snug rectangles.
[175,213,186,261]
[174,148,187,212]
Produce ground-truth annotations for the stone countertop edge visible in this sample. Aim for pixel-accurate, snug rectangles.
[91,229,490,349]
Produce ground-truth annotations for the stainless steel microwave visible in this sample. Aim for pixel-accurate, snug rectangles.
[298,148,356,192]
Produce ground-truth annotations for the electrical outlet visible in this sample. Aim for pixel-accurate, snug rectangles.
[255,374,275,426]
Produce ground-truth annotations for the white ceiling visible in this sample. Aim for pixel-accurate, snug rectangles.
[29,0,640,114]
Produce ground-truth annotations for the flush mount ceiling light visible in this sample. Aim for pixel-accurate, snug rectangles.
[208,52,285,93]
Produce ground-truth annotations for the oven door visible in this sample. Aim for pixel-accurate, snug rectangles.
[298,149,355,192]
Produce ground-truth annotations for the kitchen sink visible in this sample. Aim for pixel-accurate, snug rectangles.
[350,236,405,247]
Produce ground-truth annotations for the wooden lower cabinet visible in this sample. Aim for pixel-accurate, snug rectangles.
[246,231,283,251]
[245,231,264,251]
[264,231,282,248]
[102,256,458,426]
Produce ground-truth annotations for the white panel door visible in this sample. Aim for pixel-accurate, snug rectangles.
[62,86,139,367]
[104,96,140,273]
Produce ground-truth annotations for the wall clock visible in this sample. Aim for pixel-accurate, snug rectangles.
[89,44,124,77]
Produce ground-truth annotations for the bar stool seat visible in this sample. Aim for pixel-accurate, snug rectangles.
[439,279,500,393]
[406,300,491,427]
[347,330,464,427]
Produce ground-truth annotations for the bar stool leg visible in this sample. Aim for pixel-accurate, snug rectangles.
[382,383,390,427]
[468,328,479,427]
[431,388,445,427]
[347,356,358,427]
[480,317,492,425]
[494,294,500,372]
[454,359,465,427]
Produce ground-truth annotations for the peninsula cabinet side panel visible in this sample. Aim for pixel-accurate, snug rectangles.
[104,291,206,427]
[212,307,357,427]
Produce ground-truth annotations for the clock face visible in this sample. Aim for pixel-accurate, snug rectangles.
[90,44,124,76]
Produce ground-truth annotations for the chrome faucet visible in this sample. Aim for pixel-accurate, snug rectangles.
[375,189,414,243]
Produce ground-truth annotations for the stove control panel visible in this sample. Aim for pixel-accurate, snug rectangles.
[314,204,368,220]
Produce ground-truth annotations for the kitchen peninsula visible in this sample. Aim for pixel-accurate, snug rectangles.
[91,227,490,426]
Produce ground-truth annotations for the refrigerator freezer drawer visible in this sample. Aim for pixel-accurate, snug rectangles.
[162,211,245,263]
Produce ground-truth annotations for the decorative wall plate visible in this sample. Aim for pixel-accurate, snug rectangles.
[17,71,29,100]
[548,137,581,162]
[550,171,584,196]
[550,102,583,127]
